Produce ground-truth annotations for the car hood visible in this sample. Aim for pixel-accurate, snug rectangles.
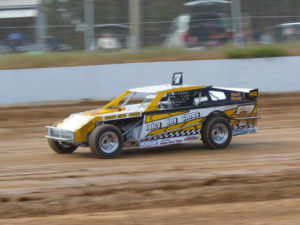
[57,107,143,132]
[56,114,94,132]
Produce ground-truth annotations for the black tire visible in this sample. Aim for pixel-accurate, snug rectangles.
[201,116,232,149]
[48,139,78,154]
[88,124,123,158]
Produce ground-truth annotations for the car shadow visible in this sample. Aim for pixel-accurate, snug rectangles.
[71,142,218,159]
[69,139,284,159]
[121,143,207,157]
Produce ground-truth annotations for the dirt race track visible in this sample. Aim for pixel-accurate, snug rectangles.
[1,93,300,225]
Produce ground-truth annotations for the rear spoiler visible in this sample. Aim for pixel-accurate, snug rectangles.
[213,87,259,100]
[246,89,259,100]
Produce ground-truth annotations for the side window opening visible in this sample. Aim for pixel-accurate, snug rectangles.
[159,90,195,110]
[159,89,210,110]
[168,91,194,108]
[209,90,226,101]
[193,91,209,106]
[159,94,172,110]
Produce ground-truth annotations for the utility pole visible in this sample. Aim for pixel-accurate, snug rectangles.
[36,0,47,51]
[84,0,95,51]
[129,0,142,51]
[231,0,243,47]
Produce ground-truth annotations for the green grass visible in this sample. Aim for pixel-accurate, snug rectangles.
[225,46,286,59]
[0,42,299,70]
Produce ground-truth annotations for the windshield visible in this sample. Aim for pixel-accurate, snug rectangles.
[105,92,157,110]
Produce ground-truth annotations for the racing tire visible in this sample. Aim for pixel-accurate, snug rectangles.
[48,139,78,154]
[201,116,232,149]
[88,124,123,158]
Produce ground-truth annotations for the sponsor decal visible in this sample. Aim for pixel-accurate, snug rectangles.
[182,112,201,122]
[146,122,162,131]
[231,92,242,101]
[140,135,201,148]
[184,136,199,141]
[139,140,159,148]
[129,112,141,117]
[249,91,258,97]
[118,114,127,118]
[159,135,199,146]
[104,115,117,120]
[145,111,187,123]
[144,111,204,137]
[167,117,178,126]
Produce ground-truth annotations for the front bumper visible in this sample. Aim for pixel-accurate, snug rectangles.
[45,126,75,144]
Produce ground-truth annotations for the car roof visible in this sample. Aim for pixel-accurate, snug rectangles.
[214,87,253,93]
[129,84,206,94]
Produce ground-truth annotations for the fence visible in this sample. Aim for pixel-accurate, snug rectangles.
[0,0,300,53]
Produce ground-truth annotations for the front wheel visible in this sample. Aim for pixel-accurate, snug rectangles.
[88,124,123,158]
[201,116,232,149]
[48,139,78,154]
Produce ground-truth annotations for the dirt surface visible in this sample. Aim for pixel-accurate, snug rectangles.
[1,93,300,225]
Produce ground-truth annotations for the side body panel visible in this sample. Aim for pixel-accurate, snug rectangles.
[138,103,258,148]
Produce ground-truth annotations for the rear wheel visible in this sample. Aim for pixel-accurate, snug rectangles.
[48,139,78,154]
[201,116,232,149]
[88,124,123,158]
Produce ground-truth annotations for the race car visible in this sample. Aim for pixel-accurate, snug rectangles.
[46,73,260,158]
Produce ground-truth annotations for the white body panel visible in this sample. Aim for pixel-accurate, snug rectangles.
[57,115,93,132]
[214,87,253,93]
[139,135,199,148]
[140,105,237,140]
[129,84,195,94]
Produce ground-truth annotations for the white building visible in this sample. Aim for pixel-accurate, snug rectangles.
[0,0,46,49]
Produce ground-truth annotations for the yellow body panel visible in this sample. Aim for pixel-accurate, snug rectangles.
[225,108,237,118]
[148,128,166,136]
[74,118,97,143]
[165,123,185,132]
[83,108,121,116]
[184,118,204,127]
[145,111,187,123]
[180,124,203,131]
[104,90,132,109]
[251,105,258,116]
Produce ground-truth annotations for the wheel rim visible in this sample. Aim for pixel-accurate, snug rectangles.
[211,123,228,145]
[99,131,119,153]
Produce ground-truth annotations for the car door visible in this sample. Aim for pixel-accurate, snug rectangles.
[139,89,206,142]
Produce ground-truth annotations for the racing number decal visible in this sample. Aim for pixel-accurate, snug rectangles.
[172,72,183,86]
[236,105,256,117]
[236,104,257,127]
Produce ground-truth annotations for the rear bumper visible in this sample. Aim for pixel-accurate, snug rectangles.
[45,126,75,144]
